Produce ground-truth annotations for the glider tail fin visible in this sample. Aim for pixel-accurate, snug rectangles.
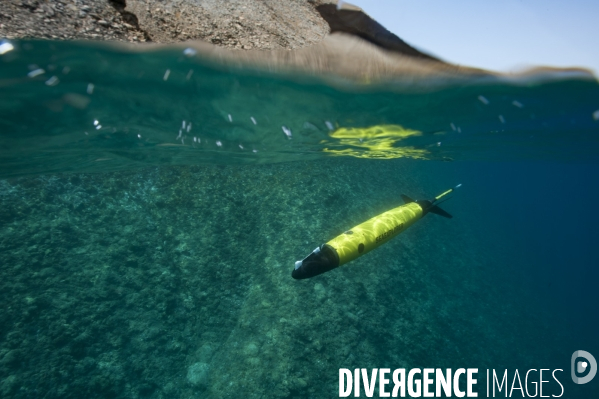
[429,205,453,218]
[403,183,460,218]
[428,183,461,218]
[401,194,415,204]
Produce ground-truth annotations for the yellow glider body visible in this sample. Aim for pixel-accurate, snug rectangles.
[326,202,423,267]
[292,186,460,279]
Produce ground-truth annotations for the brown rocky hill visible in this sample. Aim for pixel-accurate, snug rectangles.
[0,0,331,49]
[0,0,440,58]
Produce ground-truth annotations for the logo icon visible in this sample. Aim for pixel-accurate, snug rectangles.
[571,350,597,384]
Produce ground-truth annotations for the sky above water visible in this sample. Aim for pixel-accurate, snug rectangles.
[348,0,599,75]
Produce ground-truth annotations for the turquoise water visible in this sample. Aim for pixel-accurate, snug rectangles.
[1,39,598,398]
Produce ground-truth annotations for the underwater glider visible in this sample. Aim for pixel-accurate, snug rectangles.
[292,185,461,279]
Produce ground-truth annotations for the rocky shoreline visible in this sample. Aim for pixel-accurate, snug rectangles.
[0,0,331,50]
[0,0,448,60]
[1,1,595,82]
[1,0,147,43]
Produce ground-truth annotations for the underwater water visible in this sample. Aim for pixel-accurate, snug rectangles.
[0,39,598,398]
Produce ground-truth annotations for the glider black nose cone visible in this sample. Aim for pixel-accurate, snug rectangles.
[291,265,307,280]
[292,260,322,280]
[292,245,339,280]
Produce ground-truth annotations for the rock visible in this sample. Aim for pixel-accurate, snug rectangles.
[187,362,209,387]
[20,0,38,11]
[316,3,441,61]
[197,344,214,362]
[0,375,18,397]
[244,343,259,356]
[0,349,21,366]
[314,282,327,300]
[41,4,54,17]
